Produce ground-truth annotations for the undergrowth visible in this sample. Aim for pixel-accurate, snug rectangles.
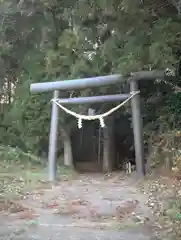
[0,146,76,209]
[146,130,181,175]
[143,128,181,240]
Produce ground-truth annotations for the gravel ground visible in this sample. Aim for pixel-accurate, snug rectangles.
[0,173,158,240]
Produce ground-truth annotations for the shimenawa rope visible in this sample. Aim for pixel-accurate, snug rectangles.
[51,91,140,128]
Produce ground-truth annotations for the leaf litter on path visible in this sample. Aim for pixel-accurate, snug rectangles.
[1,172,161,239]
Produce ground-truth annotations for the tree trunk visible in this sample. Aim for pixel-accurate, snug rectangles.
[60,125,73,167]
[63,135,73,166]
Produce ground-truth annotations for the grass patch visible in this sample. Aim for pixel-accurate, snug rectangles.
[111,218,140,231]
[0,146,77,209]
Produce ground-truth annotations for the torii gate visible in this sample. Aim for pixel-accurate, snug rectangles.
[30,70,174,181]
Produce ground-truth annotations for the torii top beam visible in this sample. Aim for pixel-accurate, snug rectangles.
[30,70,171,94]
[30,74,122,94]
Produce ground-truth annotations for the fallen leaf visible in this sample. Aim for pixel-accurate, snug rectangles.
[71,199,90,206]
[46,203,59,209]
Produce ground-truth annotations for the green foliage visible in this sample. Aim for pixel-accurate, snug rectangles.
[0,145,44,165]
[0,0,181,158]
[165,93,181,127]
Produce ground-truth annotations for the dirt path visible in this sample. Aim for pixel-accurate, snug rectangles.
[0,173,158,240]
